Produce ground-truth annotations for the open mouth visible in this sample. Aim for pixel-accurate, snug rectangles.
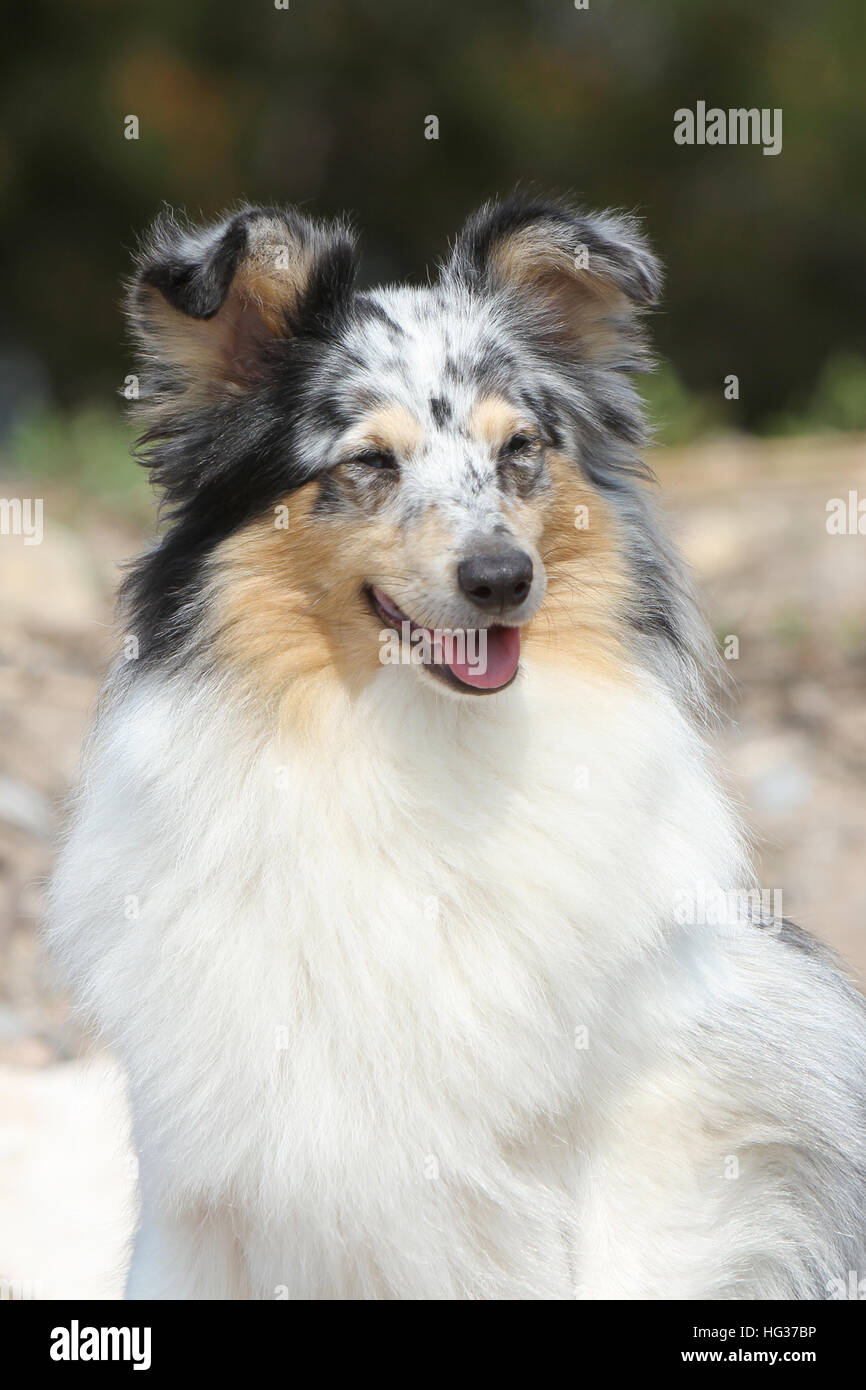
[365,586,521,694]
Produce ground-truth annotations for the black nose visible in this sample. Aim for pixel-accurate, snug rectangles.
[457,547,534,612]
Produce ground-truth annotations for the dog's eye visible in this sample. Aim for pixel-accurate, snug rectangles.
[351,448,399,470]
[500,433,536,460]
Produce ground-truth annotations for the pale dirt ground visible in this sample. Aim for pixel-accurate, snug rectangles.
[0,434,864,1298]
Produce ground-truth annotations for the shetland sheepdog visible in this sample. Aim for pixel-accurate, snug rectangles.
[48,195,866,1299]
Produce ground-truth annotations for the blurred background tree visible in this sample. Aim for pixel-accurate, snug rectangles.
[1,0,865,452]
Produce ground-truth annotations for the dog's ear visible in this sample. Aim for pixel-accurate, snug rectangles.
[128,205,358,412]
[443,195,661,364]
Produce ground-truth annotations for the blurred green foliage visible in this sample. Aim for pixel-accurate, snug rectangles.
[2,0,864,440]
[764,354,866,435]
[640,365,723,447]
[4,407,150,519]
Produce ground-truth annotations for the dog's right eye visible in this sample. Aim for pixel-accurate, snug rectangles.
[350,448,399,471]
[500,432,538,459]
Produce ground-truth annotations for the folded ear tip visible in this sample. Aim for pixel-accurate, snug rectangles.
[124,202,361,419]
[591,210,664,303]
[446,191,567,277]
[133,213,247,320]
[448,191,663,306]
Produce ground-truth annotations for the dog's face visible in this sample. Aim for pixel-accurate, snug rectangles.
[309,376,549,693]
[126,197,694,710]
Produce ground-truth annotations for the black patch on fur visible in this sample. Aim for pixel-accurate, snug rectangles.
[123,387,313,663]
[525,388,565,450]
[139,214,250,320]
[355,296,406,338]
[430,395,451,427]
[498,454,549,500]
[124,206,365,665]
[763,917,831,961]
[621,531,685,651]
[288,240,358,340]
[312,470,352,516]
[626,591,682,648]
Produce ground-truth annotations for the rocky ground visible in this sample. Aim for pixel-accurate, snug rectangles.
[1,433,864,1297]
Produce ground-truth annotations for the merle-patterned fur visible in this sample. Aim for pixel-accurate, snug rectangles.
[49,196,866,1301]
[124,194,709,699]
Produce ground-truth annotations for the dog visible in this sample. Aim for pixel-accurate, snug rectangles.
[47,194,866,1299]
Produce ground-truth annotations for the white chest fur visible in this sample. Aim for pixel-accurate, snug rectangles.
[50,658,748,1296]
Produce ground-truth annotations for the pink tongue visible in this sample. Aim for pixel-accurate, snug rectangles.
[447,626,521,690]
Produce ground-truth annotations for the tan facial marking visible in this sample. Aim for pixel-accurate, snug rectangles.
[209,481,404,731]
[210,448,637,727]
[522,452,635,685]
[468,396,531,451]
[341,404,424,459]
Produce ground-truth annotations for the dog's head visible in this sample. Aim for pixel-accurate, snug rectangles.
[125,195,703,709]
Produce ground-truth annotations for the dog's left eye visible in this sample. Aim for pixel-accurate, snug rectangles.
[351,448,399,470]
[500,433,537,459]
